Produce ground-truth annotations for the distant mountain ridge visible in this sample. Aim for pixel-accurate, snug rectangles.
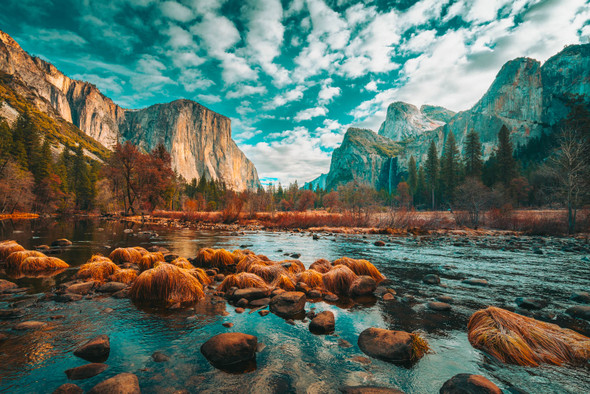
[0,29,260,190]
[317,43,590,191]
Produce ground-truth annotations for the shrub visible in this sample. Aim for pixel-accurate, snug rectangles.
[272,273,296,290]
[171,257,195,270]
[280,260,305,275]
[246,263,287,283]
[187,267,213,286]
[309,258,332,273]
[211,249,237,269]
[129,264,205,305]
[194,248,215,267]
[468,306,590,366]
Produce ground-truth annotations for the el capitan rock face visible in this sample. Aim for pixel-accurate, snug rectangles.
[0,29,260,190]
[378,102,449,141]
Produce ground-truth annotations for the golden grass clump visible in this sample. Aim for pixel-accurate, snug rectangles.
[468,306,590,367]
[133,246,149,256]
[0,241,25,260]
[87,254,112,263]
[109,247,144,265]
[281,260,305,275]
[138,252,165,271]
[333,257,385,283]
[218,272,270,292]
[309,258,332,273]
[20,256,69,272]
[78,260,121,282]
[411,333,431,361]
[297,269,324,289]
[129,264,205,305]
[194,248,215,267]
[188,267,213,286]
[171,257,195,270]
[272,273,296,291]
[109,269,138,284]
[322,265,359,296]
[235,254,270,272]
[246,263,287,282]
[211,249,237,268]
[5,250,46,269]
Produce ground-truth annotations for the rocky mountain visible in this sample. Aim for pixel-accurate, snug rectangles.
[0,29,260,190]
[303,173,327,191]
[321,43,590,191]
[324,128,403,192]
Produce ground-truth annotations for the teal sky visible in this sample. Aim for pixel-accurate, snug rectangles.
[1,0,589,185]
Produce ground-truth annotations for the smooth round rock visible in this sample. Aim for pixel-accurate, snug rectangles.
[152,351,170,362]
[340,386,404,393]
[374,240,386,247]
[66,282,97,295]
[358,327,424,365]
[52,383,83,394]
[383,293,395,301]
[515,297,546,310]
[350,276,377,297]
[230,287,271,301]
[570,291,590,304]
[566,305,590,320]
[200,332,257,368]
[427,302,451,311]
[462,278,488,286]
[309,311,335,334]
[0,279,18,293]
[439,373,501,393]
[97,282,127,293]
[88,373,140,394]
[65,363,108,380]
[14,321,47,330]
[270,291,306,317]
[74,335,110,362]
[423,274,440,285]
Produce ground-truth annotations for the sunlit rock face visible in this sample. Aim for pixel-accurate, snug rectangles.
[378,102,449,141]
[0,29,260,190]
[325,128,403,192]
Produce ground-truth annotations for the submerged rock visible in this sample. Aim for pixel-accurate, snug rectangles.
[152,351,170,362]
[570,291,590,304]
[566,305,590,321]
[65,363,108,380]
[422,274,440,285]
[339,385,404,393]
[439,373,501,393]
[14,321,47,330]
[54,293,83,303]
[97,282,127,293]
[200,332,258,370]
[66,281,97,295]
[515,297,546,310]
[350,276,377,297]
[358,328,428,366]
[374,240,386,247]
[88,373,140,394]
[74,335,110,363]
[270,291,306,317]
[52,239,72,247]
[0,279,17,293]
[309,311,335,334]
[427,302,451,311]
[462,278,488,286]
[52,383,83,394]
[230,287,271,301]
[0,308,22,319]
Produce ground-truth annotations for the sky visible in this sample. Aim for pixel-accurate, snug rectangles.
[1,0,589,186]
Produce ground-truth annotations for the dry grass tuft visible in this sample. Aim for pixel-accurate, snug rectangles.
[309,258,332,273]
[5,250,46,269]
[109,247,144,265]
[322,265,359,295]
[87,254,112,263]
[235,254,270,272]
[78,260,121,282]
[20,256,69,272]
[0,241,25,260]
[411,333,431,361]
[194,248,215,267]
[217,272,270,292]
[246,263,287,282]
[272,273,296,291]
[333,257,385,283]
[280,260,305,275]
[468,306,590,366]
[171,257,195,270]
[297,269,324,289]
[188,267,213,286]
[109,269,138,284]
[138,252,165,271]
[211,249,237,268]
[129,264,205,305]
[133,246,149,256]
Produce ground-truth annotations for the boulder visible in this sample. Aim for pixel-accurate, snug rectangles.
[235,307,245,314]
[515,297,546,310]
[222,322,234,328]
[307,290,322,298]
[200,332,257,369]
[0,279,17,293]
[236,298,249,307]
[52,239,72,247]
[383,293,395,301]
[112,289,129,299]
[54,293,83,303]
[462,278,488,286]
[152,351,170,362]
[422,274,440,285]
[88,373,140,394]
[570,291,590,304]
[66,282,97,295]
[427,302,451,311]
[436,296,453,303]
[65,363,108,380]
[309,311,335,334]
[249,298,270,307]
[339,386,404,393]
[358,328,426,365]
[258,310,270,317]
[566,305,590,321]
[350,276,377,297]
[230,287,271,301]
[324,293,339,302]
[97,282,127,293]
[52,383,83,394]
[439,373,501,394]
[74,335,110,362]
[374,240,386,247]
[270,292,306,317]
[14,321,47,330]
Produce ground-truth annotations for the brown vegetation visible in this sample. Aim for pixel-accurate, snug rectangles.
[322,265,359,295]
[309,258,332,273]
[170,257,195,270]
[138,252,165,271]
[272,273,296,291]
[109,247,144,265]
[0,241,25,260]
[129,264,205,305]
[410,333,431,361]
[108,269,138,284]
[281,260,305,275]
[297,269,324,289]
[245,263,287,282]
[78,259,121,282]
[5,250,46,269]
[468,306,590,366]
[217,272,269,292]
[194,248,215,267]
[187,267,213,286]
[333,257,385,283]
[20,256,69,272]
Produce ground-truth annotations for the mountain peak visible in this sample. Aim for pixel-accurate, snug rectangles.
[0,30,20,49]
[378,101,446,141]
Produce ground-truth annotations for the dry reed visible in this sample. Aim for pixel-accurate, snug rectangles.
[272,273,296,291]
[309,258,332,273]
[0,241,25,260]
[171,257,195,270]
[297,269,324,289]
[188,267,213,286]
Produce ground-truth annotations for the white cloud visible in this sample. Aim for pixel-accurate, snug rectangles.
[197,93,222,104]
[170,51,206,68]
[30,28,87,46]
[226,85,267,99]
[160,1,194,22]
[178,68,214,91]
[294,106,327,121]
[264,85,306,110]
[318,78,341,103]
[364,80,378,92]
[164,24,195,48]
[72,74,124,95]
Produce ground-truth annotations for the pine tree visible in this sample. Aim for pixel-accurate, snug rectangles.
[34,138,53,182]
[495,125,517,186]
[464,129,483,178]
[440,132,461,204]
[416,165,426,206]
[425,140,439,209]
[72,145,92,209]
[0,119,12,165]
[14,110,40,171]
[407,155,417,197]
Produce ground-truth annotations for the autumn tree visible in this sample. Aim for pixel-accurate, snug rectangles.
[454,178,493,228]
[322,191,340,212]
[296,189,316,211]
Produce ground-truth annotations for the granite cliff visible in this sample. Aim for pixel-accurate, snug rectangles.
[0,29,260,190]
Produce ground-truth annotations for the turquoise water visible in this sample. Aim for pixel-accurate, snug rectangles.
[1,219,589,393]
